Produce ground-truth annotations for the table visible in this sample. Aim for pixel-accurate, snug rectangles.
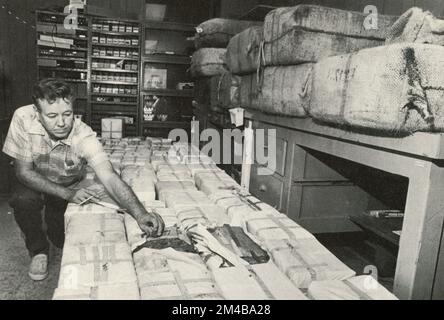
[245,110,444,300]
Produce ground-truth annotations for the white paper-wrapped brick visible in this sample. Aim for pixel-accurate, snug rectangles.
[133,248,223,300]
[53,283,140,300]
[246,213,316,242]
[64,203,117,226]
[176,205,229,230]
[65,212,127,246]
[59,243,137,288]
[156,181,197,200]
[157,164,190,174]
[182,155,215,165]
[163,190,213,210]
[186,163,221,177]
[211,264,308,300]
[156,171,194,183]
[264,239,356,289]
[307,276,398,300]
[209,191,279,226]
[195,171,236,189]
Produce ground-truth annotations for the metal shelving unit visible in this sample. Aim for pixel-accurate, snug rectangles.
[88,16,142,137]
[36,10,89,118]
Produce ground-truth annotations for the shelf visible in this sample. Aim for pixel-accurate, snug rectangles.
[144,21,195,33]
[92,30,140,36]
[38,56,87,62]
[92,80,138,86]
[37,22,88,31]
[92,68,138,74]
[91,110,138,116]
[142,54,191,65]
[91,101,137,106]
[91,55,139,61]
[350,213,403,246]
[58,79,87,83]
[92,42,140,49]
[36,10,87,19]
[38,44,88,51]
[38,32,88,41]
[91,93,138,98]
[142,89,194,97]
[142,121,191,128]
[39,67,87,72]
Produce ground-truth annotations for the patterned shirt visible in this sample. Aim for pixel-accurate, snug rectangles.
[3,105,109,187]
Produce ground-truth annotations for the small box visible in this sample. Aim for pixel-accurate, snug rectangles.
[144,67,167,89]
[126,26,133,33]
[102,118,125,139]
[119,25,126,33]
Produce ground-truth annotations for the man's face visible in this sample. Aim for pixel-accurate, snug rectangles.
[36,98,74,141]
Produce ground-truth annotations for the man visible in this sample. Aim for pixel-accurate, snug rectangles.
[2,79,165,281]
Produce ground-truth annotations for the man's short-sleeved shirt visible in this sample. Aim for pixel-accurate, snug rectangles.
[2,105,109,186]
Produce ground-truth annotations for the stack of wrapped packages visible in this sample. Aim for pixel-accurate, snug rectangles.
[191,18,262,117]
[228,4,444,134]
[54,136,397,300]
[53,137,153,300]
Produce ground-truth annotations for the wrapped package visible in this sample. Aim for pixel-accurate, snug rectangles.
[310,43,444,134]
[240,64,313,117]
[226,26,263,75]
[163,190,213,210]
[59,243,137,288]
[307,276,398,300]
[176,205,229,230]
[211,264,308,300]
[133,248,223,300]
[65,212,127,246]
[264,239,356,289]
[53,283,140,300]
[191,48,228,78]
[195,18,262,49]
[263,5,396,66]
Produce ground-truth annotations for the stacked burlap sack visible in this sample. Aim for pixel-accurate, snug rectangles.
[228,5,396,117]
[192,18,261,113]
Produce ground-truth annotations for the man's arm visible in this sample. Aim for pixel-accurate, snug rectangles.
[14,159,101,203]
[93,160,165,238]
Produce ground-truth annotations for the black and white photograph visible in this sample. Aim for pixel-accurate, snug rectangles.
[1,0,444,306]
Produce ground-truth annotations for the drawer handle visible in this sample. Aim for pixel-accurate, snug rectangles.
[259,184,267,192]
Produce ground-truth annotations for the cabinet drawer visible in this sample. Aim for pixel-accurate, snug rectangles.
[255,130,288,177]
[292,145,348,182]
[250,165,285,211]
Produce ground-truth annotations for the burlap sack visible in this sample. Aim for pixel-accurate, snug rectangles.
[240,64,313,117]
[226,26,264,75]
[190,48,228,78]
[310,43,444,134]
[386,7,444,45]
[195,18,263,49]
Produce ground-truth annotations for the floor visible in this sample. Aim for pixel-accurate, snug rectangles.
[0,196,61,300]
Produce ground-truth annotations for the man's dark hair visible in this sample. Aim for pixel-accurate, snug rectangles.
[32,78,74,111]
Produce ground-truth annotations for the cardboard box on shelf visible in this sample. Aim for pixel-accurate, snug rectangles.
[102,118,125,139]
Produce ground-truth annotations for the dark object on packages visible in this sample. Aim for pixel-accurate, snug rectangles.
[210,225,270,265]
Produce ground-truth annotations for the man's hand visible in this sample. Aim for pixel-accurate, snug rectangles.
[68,188,102,204]
[136,212,165,238]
